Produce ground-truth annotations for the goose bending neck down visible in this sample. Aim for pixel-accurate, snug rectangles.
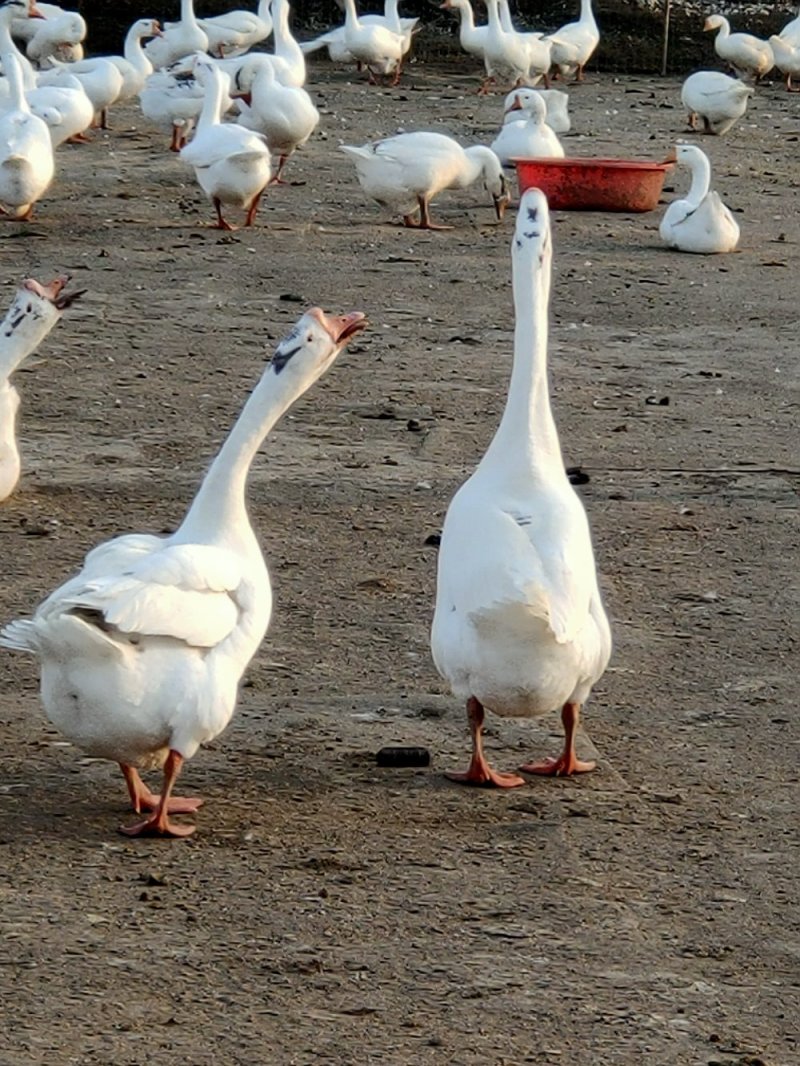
[0,276,81,501]
[0,306,368,837]
[431,188,611,786]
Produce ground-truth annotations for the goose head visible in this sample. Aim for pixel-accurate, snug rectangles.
[270,308,367,381]
[703,14,727,33]
[1,276,82,368]
[0,0,44,24]
[468,146,511,221]
[132,17,164,41]
[505,88,547,123]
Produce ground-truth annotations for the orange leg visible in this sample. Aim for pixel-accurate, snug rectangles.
[169,124,182,152]
[212,197,236,230]
[120,762,203,816]
[416,195,452,231]
[519,702,596,777]
[244,187,266,227]
[269,156,289,185]
[445,697,526,788]
[120,751,198,837]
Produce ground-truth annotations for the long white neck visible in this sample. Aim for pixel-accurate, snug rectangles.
[499,0,514,34]
[196,67,225,130]
[2,52,29,113]
[715,17,730,38]
[181,0,199,29]
[342,0,361,31]
[383,0,400,29]
[485,0,503,33]
[0,21,34,86]
[258,0,272,19]
[579,0,595,24]
[124,26,153,73]
[452,145,494,190]
[684,150,711,207]
[481,229,564,477]
[173,362,319,546]
[0,383,21,500]
[272,0,303,73]
[455,0,476,33]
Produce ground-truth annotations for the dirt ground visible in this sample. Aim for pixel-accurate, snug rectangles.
[0,60,798,1066]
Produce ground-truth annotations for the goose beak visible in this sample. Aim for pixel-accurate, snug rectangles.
[702,17,713,30]
[22,275,85,309]
[152,21,164,37]
[506,94,524,114]
[29,2,46,17]
[493,191,511,222]
[310,308,368,345]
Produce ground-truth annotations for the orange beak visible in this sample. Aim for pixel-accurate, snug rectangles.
[310,308,368,344]
[29,2,46,18]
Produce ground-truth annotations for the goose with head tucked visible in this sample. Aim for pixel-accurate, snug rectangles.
[659,143,739,254]
[0,275,80,501]
[144,0,208,70]
[24,9,84,67]
[0,304,367,837]
[502,86,570,134]
[491,89,564,165]
[232,57,319,184]
[180,54,271,229]
[11,0,59,42]
[432,188,611,786]
[0,50,54,219]
[38,55,124,129]
[543,0,599,82]
[199,0,273,59]
[340,130,510,230]
[703,15,773,82]
[680,70,753,135]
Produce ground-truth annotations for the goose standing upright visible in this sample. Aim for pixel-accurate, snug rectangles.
[659,143,739,254]
[439,0,489,61]
[432,188,611,786]
[341,0,405,84]
[199,0,273,58]
[768,33,800,91]
[232,58,319,184]
[180,55,271,230]
[703,15,773,82]
[301,0,417,68]
[544,0,599,82]
[0,275,80,501]
[106,18,163,104]
[0,50,54,219]
[0,305,367,837]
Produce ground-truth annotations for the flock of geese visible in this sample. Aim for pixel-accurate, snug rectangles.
[0,0,792,834]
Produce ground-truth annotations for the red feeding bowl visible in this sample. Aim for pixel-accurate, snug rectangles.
[513,157,675,212]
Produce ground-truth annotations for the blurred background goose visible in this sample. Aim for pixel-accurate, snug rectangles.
[491,89,564,165]
[0,50,54,218]
[199,0,273,59]
[703,15,773,82]
[144,0,208,69]
[0,276,80,501]
[544,0,599,82]
[502,86,570,134]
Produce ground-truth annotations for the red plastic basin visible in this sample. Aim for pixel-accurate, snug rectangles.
[513,157,674,212]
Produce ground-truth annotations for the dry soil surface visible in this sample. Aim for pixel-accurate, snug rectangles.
[0,65,798,1066]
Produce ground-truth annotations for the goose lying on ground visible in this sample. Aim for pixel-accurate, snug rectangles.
[0,304,367,836]
[502,86,570,134]
[0,275,80,501]
[659,143,739,254]
[432,187,611,785]
[491,89,564,165]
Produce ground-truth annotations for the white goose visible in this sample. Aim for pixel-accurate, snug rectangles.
[482,0,551,93]
[341,0,406,84]
[106,18,163,104]
[0,305,366,837]
[11,0,62,42]
[703,15,773,82]
[440,0,489,61]
[301,0,417,67]
[432,188,611,786]
[180,55,271,230]
[779,10,800,45]
[140,55,231,152]
[199,0,273,59]
[680,71,753,136]
[0,275,80,501]
[27,69,94,145]
[659,143,739,254]
[144,0,208,70]
[38,56,124,129]
[502,86,570,134]
[768,33,800,91]
[232,58,319,183]
[491,89,564,165]
[544,0,599,83]
[0,51,54,219]
[25,10,85,67]
[340,131,510,229]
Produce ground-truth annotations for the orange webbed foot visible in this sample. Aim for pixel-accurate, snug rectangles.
[519,755,596,777]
